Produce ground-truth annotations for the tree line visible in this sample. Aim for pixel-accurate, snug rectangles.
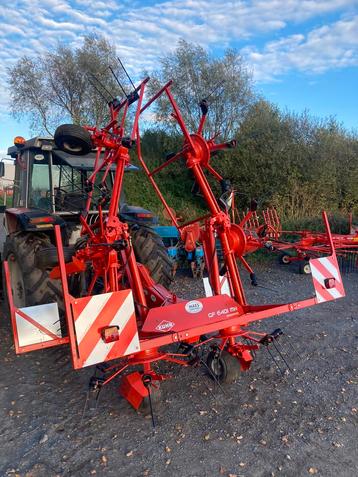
[8,35,358,222]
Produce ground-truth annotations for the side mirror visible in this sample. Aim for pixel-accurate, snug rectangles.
[0,161,5,177]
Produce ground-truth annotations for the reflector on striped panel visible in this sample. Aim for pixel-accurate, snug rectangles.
[71,290,139,368]
[310,255,345,303]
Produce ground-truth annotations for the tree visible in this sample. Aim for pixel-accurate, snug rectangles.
[8,35,127,135]
[147,39,255,139]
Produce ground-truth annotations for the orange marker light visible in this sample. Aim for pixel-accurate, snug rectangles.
[14,136,26,147]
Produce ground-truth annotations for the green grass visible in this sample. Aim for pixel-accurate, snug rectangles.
[281,213,352,235]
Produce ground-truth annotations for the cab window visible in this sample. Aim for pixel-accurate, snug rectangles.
[28,162,51,211]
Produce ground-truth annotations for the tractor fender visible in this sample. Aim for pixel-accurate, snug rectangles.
[5,208,66,234]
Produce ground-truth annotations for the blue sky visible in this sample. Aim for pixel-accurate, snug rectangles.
[1,0,358,156]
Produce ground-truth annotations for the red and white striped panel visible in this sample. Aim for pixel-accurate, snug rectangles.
[203,274,232,297]
[71,290,139,368]
[310,255,345,303]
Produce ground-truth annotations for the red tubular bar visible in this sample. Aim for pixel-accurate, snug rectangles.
[85,146,102,212]
[178,213,211,230]
[125,247,148,319]
[190,163,221,216]
[140,80,173,114]
[130,78,149,141]
[205,163,223,182]
[108,152,125,218]
[239,210,253,228]
[197,113,207,136]
[148,149,184,177]
[322,211,335,254]
[202,221,221,295]
[54,225,80,368]
[136,128,180,229]
[165,88,196,151]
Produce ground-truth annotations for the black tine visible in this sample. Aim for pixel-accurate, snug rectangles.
[203,79,226,101]
[108,65,127,97]
[147,385,156,428]
[272,340,293,372]
[265,346,286,377]
[80,390,90,426]
[272,336,293,360]
[88,77,111,103]
[194,363,219,402]
[285,335,302,360]
[117,57,136,90]
[94,387,102,410]
[89,72,115,100]
[200,358,226,396]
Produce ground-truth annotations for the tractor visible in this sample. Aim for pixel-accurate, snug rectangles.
[0,135,172,311]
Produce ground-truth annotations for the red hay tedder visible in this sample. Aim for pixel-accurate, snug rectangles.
[235,207,358,274]
[3,75,347,418]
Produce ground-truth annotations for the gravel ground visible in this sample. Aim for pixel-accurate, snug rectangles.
[0,262,357,477]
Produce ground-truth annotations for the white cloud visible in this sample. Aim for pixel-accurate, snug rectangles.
[242,15,358,80]
[0,0,356,111]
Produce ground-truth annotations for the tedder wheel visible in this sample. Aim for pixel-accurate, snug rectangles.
[206,350,241,384]
[279,254,292,265]
[3,232,65,329]
[130,225,173,289]
[54,124,93,156]
[299,261,311,275]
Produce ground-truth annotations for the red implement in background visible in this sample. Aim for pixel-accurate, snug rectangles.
[237,207,358,274]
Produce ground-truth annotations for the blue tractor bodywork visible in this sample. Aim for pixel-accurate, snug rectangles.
[154,225,205,278]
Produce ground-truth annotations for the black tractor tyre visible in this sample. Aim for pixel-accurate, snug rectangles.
[54,124,93,156]
[130,225,173,289]
[35,246,75,270]
[206,350,241,384]
[2,232,65,330]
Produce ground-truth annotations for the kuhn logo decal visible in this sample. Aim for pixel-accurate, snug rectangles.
[155,320,175,332]
[185,300,203,314]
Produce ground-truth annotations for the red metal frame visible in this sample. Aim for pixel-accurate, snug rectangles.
[241,208,358,265]
[3,77,347,411]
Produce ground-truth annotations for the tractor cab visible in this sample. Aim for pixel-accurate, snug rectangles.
[6,136,158,230]
[1,135,172,308]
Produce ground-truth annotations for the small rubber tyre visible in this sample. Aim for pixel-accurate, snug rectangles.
[206,350,240,384]
[35,246,75,270]
[130,225,173,289]
[54,124,92,156]
[299,261,311,275]
[280,254,291,265]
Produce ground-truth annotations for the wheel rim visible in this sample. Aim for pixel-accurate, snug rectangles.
[8,253,26,307]
[282,255,290,264]
[209,356,225,380]
[63,140,83,153]
[304,263,311,274]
